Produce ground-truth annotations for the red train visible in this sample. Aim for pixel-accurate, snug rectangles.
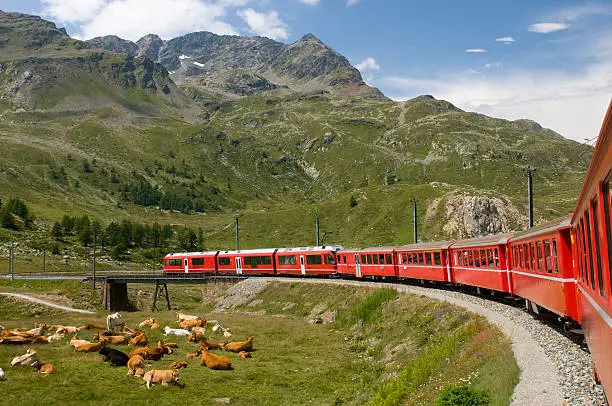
[164,100,612,400]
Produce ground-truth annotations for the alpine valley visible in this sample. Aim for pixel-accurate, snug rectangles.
[0,10,592,259]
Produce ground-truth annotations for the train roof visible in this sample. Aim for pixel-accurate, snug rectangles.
[276,245,344,253]
[355,246,397,253]
[218,248,278,255]
[164,251,219,258]
[509,215,571,242]
[451,233,513,248]
[396,241,454,251]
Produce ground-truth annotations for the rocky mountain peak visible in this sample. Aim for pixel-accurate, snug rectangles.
[136,34,164,61]
[87,35,138,55]
[297,33,323,43]
[0,10,70,49]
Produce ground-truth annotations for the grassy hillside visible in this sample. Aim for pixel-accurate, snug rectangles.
[0,11,593,263]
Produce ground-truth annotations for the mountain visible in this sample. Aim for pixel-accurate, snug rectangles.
[0,11,593,248]
[86,31,386,101]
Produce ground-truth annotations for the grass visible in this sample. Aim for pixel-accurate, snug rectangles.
[0,280,520,405]
[237,282,519,405]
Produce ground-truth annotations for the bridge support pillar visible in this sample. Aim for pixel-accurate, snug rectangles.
[152,282,171,312]
[103,281,130,311]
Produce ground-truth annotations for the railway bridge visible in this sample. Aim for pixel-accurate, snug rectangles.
[101,273,246,311]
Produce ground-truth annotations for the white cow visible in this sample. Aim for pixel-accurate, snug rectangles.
[10,348,38,367]
[0,367,5,381]
[163,326,190,337]
[106,312,123,332]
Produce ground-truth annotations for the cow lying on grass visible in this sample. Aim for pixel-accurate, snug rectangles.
[10,348,38,367]
[224,336,254,353]
[31,361,55,375]
[143,369,181,389]
[0,367,4,381]
[127,355,147,376]
[72,339,105,353]
[164,326,189,337]
[129,331,147,347]
[199,340,226,350]
[99,347,130,367]
[169,361,188,370]
[93,333,129,345]
[200,347,232,370]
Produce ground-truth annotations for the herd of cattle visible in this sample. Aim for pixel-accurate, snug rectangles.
[0,312,255,389]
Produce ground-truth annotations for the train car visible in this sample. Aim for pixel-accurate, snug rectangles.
[216,248,277,275]
[450,234,512,293]
[395,241,454,282]
[163,251,218,274]
[337,247,397,278]
[508,216,578,320]
[570,100,612,396]
[275,246,342,276]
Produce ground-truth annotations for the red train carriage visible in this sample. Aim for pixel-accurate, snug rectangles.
[571,100,612,397]
[163,251,219,274]
[508,216,578,320]
[336,248,361,277]
[395,241,453,282]
[275,246,342,276]
[216,248,277,275]
[353,247,397,278]
[450,234,511,293]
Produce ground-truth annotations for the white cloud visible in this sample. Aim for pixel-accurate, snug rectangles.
[346,0,360,6]
[528,23,570,34]
[356,57,380,72]
[465,48,487,53]
[380,47,612,143]
[296,0,320,5]
[41,0,107,22]
[42,0,243,40]
[495,36,515,44]
[484,62,502,69]
[237,8,288,40]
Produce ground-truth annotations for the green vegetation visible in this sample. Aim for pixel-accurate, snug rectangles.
[435,385,490,406]
[239,282,519,405]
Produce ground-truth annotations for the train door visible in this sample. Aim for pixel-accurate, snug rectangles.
[184,258,189,274]
[355,254,362,277]
[300,255,306,275]
[236,257,243,275]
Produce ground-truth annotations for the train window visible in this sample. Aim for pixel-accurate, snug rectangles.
[169,258,181,266]
[468,251,474,267]
[592,199,605,297]
[529,243,536,271]
[425,253,432,265]
[478,249,484,267]
[219,257,230,266]
[418,253,425,264]
[487,249,494,268]
[373,254,379,265]
[307,255,323,265]
[552,239,559,274]
[192,258,205,266]
[585,210,596,290]
[604,176,612,294]
[536,242,544,272]
[385,254,392,264]
[279,255,297,265]
[519,245,525,270]
[543,241,552,273]
[493,249,500,268]
[434,252,441,265]
[361,254,367,264]
[580,218,589,284]
[325,254,336,265]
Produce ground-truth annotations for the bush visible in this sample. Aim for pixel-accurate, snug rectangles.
[435,385,489,406]
[349,195,358,208]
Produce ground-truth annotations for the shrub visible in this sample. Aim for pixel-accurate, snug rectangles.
[435,385,489,406]
[349,195,358,208]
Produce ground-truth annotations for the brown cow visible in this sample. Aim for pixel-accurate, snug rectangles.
[169,361,188,370]
[224,336,254,353]
[127,355,147,375]
[31,361,55,375]
[130,331,147,347]
[200,340,226,350]
[179,318,205,330]
[200,347,232,370]
[143,369,180,389]
[238,351,252,359]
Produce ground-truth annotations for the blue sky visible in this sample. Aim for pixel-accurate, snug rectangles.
[2,0,612,143]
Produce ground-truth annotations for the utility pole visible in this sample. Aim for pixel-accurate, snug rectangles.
[525,168,536,228]
[315,214,320,246]
[413,200,418,244]
[93,229,97,289]
[235,217,240,251]
[10,236,14,280]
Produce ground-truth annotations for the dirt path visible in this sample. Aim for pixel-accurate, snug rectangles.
[0,292,96,314]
